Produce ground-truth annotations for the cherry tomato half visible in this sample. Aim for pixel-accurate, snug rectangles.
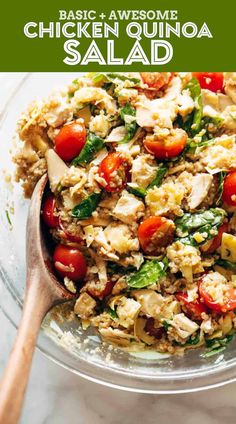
[53,244,87,282]
[222,171,236,206]
[54,121,86,161]
[176,292,207,320]
[192,72,224,93]
[87,280,115,299]
[138,216,175,255]
[199,276,236,313]
[201,222,229,254]
[141,72,173,90]
[144,128,188,159]
[97,152,129,192]
[42,194,59,228]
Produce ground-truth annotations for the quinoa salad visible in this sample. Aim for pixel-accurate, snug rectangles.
[13,72,236,356]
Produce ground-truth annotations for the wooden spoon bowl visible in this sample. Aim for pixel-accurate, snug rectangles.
[0,174,77,424]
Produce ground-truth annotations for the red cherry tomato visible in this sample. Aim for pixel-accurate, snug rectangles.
[144,129,187,159]
[199,276,236,313]
[53,244,87,282]
[87,280,114,299]
[54,121,86,161]
[176,292,207,320]
[144,318,164,339]
[138,216,175,255]
[42,194,59,228]
[97,152,129,192]
[141,72,173,90]
[192,72,224,93]
[201,222,229,254]
[222,171,236,206]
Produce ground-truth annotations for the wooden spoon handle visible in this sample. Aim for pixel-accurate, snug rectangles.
[0,272,52,424]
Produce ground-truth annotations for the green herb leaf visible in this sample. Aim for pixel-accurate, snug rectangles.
[177,90,222,143]
[119,103,138,143]
[176,114,194,135]
[91,72,141,86]
[161,256,169,272]
[127,259,167,289]
[103,82,113,92]
[127,164,168,199]
[71,192,102,220]
[106,306,118,320]
[185,137,216,155]
[215,259,236,271]
[203,334,234,357]
[183,77,203,136]
[72,133,104,166]
[175,208,226,246]
[107,262,136,276]
[215,171,227,206]
[176,209,226,234]
[147,164,168,190]
[201,116,223,134]
[182,332,200,347]
[205,334,234,348]
[162,320,171,331]
[127,184,146,199]
[203,346,226,357]
[5,210,12,227]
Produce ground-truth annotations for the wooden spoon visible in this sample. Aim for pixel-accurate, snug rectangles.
[0,174,76,424]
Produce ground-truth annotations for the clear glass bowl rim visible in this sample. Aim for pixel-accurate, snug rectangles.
[1,72,236,394]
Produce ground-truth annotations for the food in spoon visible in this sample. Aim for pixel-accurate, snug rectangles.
[13,72,236,355]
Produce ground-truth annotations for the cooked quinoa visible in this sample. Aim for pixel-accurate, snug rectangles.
[13,72,236,356]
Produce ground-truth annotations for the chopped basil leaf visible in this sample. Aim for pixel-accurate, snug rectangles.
[215,171,227,206]
[5,210,12,227]
[147,164,168,190]
[73,132,104,165]
[162,320,171,331]
[106,306,118,320]
[127,164,168,199]
[71,192,102,220]
[103,82,113,91]
[119,103,138,143]
[215,259,236,271]
[203,346,226,357]
[175,208,226,246]
[201,116,223,134]
[203,334,234,357]
[107,262,136,276]
[182,333,200,347]
[176,209,226,234]
[161,257,169,272]
[176,114,193,135]
[127,184,146,199]
[183,77,203,136]
[185,137,216,155]
[205,334,234,348]
[177,86,222,142]
[127,259,167,289]
[91,72,141,86]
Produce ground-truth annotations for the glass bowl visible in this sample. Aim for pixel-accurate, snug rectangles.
[1,72,236,394]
